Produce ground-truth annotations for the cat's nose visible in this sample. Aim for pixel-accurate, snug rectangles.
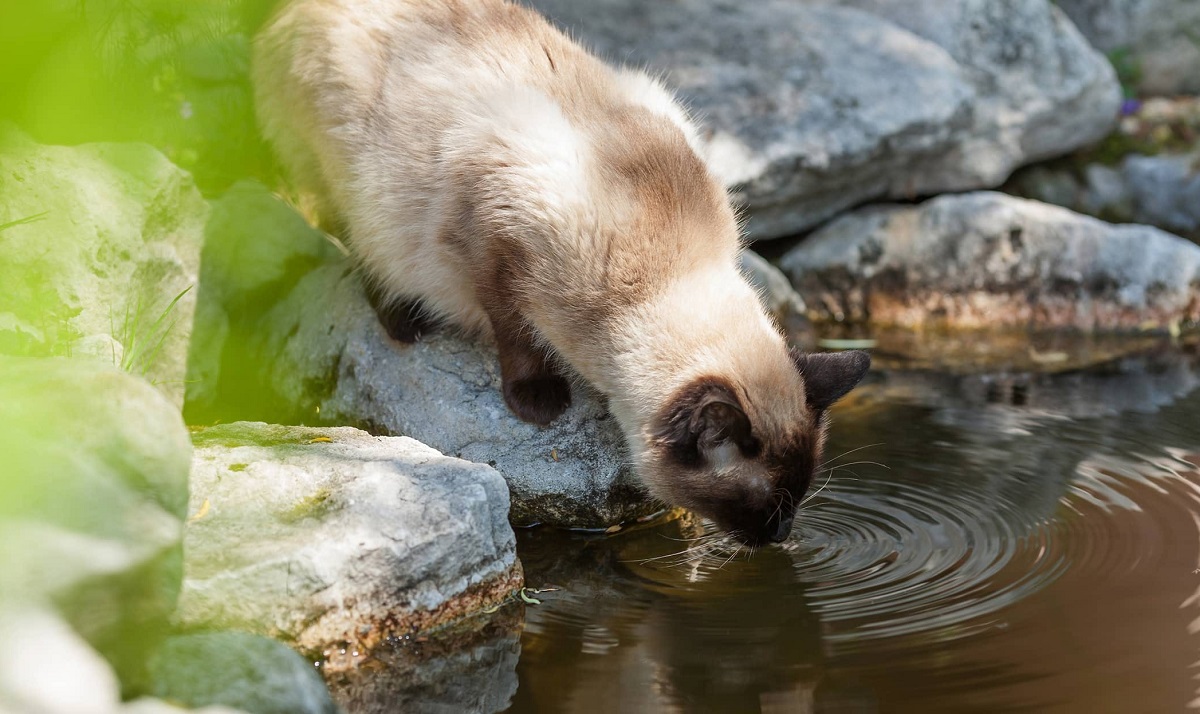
[768,512,794,543]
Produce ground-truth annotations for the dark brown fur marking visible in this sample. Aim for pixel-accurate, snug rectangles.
[365,281,439,343]
[488,309,571,425]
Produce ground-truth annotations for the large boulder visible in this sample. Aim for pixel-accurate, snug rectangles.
[178,422,522,669]
[779,192,1200,332]
[0,128,205,407]
[1056,0,1200,95]
[0,357,191,691]
[527,0,1119,238]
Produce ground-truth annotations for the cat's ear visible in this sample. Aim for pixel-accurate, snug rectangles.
[654,379,756,465]
[790,349,871,411]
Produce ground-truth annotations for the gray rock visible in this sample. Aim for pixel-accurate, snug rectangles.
[147,632,337,714]
[0,357,191,689]
[0,127,205,407]
[258,262,654,528]
[1123,152,1200,235]
[779,192,1200,332]
[1056,0,1200,95]
[178,422,522,667]
[0,607,244,714]
[527,0,1119,238]
[1009,165,1086,212]
[740,250,807,321]
[1007,153,1198,236]
[1082,163,1133,220]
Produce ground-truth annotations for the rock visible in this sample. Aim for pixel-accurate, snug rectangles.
[257,262,654,527]
[1123,152,1200,236]
[0,607,244,714]
[147,632,337,714]
[185,181,341,420]
[527,0,1119,238]
[1055,0,1200,95]
[740,250,807,321]
[779,192,1200,332]
[1081,163,1133,220]
[1006,150,1199,238]
[0,127,205,407]
[178,422,522,668]
[0,357,191,691]
[1006,162,1134,224]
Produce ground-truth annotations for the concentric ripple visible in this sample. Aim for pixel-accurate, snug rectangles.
[786,479,1068,647]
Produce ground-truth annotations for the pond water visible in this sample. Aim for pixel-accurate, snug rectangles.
[335,341,1200,713]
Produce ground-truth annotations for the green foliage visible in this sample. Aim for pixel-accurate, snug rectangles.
[0,0,281,195]
[114,284,193,379]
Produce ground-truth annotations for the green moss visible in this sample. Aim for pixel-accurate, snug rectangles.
[278,487,337,524]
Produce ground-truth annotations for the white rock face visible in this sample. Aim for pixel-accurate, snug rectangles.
[1056,0,1200,95]
[779,192,1200,331]
[0,127,205,407]
[527,0,1119,238]
[178,422,522,666]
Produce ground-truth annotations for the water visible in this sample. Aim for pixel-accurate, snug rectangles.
[335,342,1200,713]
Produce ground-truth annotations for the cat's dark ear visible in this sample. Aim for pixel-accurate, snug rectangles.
[654,379,755,465]
[791,349,871,411]
[689,387,753,452]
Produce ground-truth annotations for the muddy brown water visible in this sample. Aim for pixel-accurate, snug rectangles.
[338,342,1200,713]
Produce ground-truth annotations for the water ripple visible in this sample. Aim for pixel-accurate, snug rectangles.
[787,479,1069,648]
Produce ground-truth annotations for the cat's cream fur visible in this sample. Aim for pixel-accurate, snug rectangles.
[254,0,869,545]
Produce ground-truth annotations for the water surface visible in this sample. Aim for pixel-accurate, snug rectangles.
[507,344,1200,713]
[336,342,1200,713]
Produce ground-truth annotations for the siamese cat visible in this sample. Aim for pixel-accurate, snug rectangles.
[254,0,870,546]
